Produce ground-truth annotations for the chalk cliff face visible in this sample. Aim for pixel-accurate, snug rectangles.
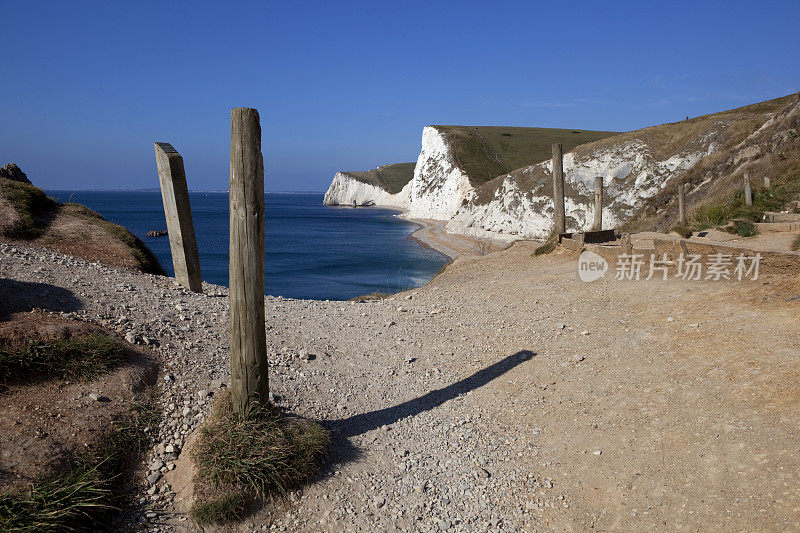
[323,172,408,208]
[404,126,473,220]
[324,94,798,242]
[446,138,718,240]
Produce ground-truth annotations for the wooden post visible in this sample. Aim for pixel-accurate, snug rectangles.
[229,108,268,412]
[592,176,603,231]
[764,176,771,188]
[154,142,202,293]
[744,172,753,207]
[678,182,686,225]
[552,143,566,234]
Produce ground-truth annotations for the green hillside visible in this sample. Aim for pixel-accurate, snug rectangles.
[434,125,619,187]
[343,162,416,194]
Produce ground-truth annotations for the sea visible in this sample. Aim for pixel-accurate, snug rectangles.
[45,191,449,301]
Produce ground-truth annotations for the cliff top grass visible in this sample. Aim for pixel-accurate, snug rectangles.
[0,176,164,275]
[341,162,416,194]
[434,125,619,188]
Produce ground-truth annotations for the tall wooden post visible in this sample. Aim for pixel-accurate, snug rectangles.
[552,143,566,234]
[229,108,268,412]
[592,176,603,231]
[678,182,687,225]
[154,142,202,293]
[744,172,753,207]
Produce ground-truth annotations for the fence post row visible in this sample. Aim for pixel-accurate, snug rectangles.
[228,107,269,412]
[154,142,202,293]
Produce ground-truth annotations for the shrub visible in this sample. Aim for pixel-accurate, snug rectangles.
[190,391,329,524]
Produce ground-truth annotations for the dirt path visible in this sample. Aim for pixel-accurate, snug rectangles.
[1,240,799,531]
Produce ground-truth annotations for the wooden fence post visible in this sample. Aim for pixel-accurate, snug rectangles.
[552,143,566,234]
[764,176,771,188]
[744,172,753,207]
[592,176,603,231]
[229,107,268,412]
[154,142,202,293]
[678,182,687,225]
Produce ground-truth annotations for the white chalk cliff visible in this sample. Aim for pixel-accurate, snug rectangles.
[324,95,799,242]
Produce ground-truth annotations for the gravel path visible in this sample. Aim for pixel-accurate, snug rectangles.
[1,240,798,532]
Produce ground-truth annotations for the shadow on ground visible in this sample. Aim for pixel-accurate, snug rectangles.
[329,350,536,440]
[0,278,83,321]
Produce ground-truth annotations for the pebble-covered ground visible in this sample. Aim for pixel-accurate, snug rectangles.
[1,241,799,532]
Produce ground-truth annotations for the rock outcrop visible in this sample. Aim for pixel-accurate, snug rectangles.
[0,163,31,184]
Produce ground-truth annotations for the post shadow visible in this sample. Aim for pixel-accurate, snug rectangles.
[328,350,535,439]
[0,279,83,321]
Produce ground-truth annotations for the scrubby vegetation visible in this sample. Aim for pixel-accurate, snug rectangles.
[0,398,157,532]
[533,232,558,256]
[190,390,329,524]
[0,177,165,275]
[0,333,127,382]
[791,233,800,251]
[0,178,57,239]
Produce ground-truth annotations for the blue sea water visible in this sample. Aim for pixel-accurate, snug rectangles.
[45,191,449,301]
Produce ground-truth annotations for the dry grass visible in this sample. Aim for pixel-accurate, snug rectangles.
[190,390,329,524]
[0,397,157,532]
[791,234,800,251]
[0,333,127,383]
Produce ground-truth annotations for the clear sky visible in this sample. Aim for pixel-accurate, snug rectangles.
[1,0,798,192]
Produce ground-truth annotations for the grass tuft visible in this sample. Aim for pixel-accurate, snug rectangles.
[0,333,127,382]
[190,390,329,525]
[533,232,558,256]
[0,396,157,532]
[723,218,759,237]
[791,234,800,251]
[669,224,693,239]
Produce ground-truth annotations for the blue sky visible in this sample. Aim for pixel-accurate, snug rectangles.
[1,0,798,192]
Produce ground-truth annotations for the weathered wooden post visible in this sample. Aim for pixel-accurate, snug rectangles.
[744,172,753,207]
[764,176,771,188]
[552,143,566,234]
[592,176,603,231]
[229,108,269,412]
[154,142,202,293]
[678,182,687,225]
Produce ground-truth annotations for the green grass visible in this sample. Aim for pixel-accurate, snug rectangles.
[691,179,800,231]
[0,397,158,532]
[0,333,127,382]
[190,390,329,525]
[0,178,57,239]
[344,162,416,194]
[437,125,619,187]
[723,218,759,237]
[791,234,800,251]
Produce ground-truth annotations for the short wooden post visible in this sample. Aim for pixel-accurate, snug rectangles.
[552,143,566,234]
[154,142,202,293]
[764,176,771,188]
[744,172,753,207]
[678,182,686,225]
[592,176,603,231]
[229,107,268,412]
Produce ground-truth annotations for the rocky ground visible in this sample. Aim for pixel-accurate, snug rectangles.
[1,237,799,532]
